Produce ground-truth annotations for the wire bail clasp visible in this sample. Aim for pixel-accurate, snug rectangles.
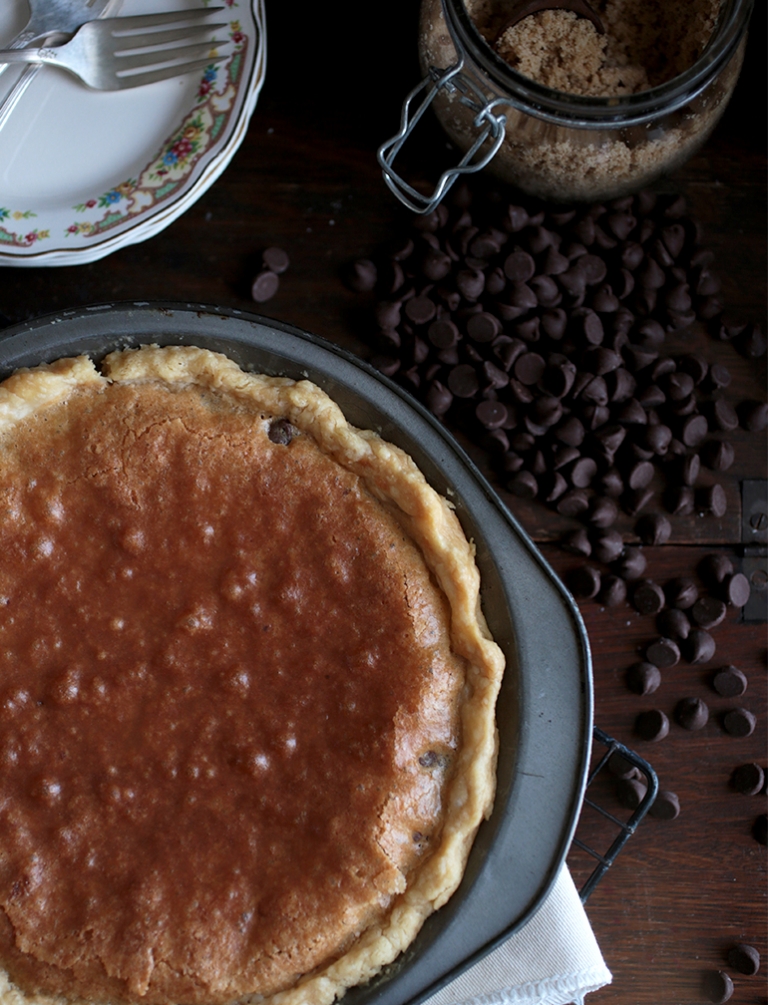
[377,59,508,215]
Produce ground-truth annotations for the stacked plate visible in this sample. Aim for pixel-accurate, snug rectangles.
[0,0,266,266]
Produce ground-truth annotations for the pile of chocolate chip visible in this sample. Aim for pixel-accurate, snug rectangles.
[346,185,766,541]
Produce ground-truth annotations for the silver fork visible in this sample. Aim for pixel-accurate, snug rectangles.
[0,9,229,91]
[0,0,118,132]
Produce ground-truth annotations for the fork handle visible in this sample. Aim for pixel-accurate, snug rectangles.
[0,63,43,133]
[0,47,53,65]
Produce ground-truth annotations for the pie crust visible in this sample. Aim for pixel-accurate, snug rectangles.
[0,345,505,1005]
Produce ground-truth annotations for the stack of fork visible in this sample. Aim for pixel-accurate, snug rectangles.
[0,2,229,130]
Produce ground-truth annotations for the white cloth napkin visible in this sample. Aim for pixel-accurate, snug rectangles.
[425,866,611,1005]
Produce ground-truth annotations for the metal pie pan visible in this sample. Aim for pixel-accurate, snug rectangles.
[0,303,592,1005]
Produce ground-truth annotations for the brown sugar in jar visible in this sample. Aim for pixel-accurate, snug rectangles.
[381,0,752,207]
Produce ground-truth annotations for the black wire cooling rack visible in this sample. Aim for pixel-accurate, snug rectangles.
[575,726,659,903]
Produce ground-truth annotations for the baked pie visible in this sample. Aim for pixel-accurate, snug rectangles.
[0,345,504,1005]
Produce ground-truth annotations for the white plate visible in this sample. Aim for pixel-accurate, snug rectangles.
[0,0,265,266]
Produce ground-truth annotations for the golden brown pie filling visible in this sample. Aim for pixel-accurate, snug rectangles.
[0,346,504,1005]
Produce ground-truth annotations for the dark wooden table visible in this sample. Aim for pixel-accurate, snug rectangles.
[0,3,765,1003]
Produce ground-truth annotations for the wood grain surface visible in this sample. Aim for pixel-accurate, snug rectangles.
[0,2,765,1003]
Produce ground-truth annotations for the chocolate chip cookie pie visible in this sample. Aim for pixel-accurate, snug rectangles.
[0,345,504,1005]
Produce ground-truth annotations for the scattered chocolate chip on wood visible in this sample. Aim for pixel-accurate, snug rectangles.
[684,628,716,664]
[665,576,699,609]
[753,813,767,845]
[727,944,760,976]
[691,595,727,629]
[730,763,764,795]
[251,269,280,302]
[636,513,671,545]
[645,636,681,668]
[598,573,627,606]
[699,552,734,587]
[616,777,648,809]
[262,246,290,275]
[635,708,670,742]
[657,607,691,640]
[722,708,757,738]
[608,751,642,780]
[626,661,662,695]
[712,665,747,697]
[633,579,666,615]
[675,696,710,730]
[648,789,680,820]
[722,572,751,608]
[702,970,734,1004]
[567,564,602,599]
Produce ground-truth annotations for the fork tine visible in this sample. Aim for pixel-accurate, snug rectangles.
[114,40,229,78]
[114,54,227,89]
[106,7,225,36]
[113,24,228,55]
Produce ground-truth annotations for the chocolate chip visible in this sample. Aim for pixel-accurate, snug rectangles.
[589,496,619,529]
[599,574,627,606]
[665,576,699,610]
[405,295,437,325]
[723,572,751,607]
[427,319,460,349]
[691,596,727,630]
[645,637,680,668]
[569,456,598,488]
[267,418,295,445]
[657,607,690,640]
[567,565,602,599]
[514,352,546,386]
[731,763,765,795]
[508,470,538,499]
[503,249,535,282]
[456,268,485,300]
[636,513,671,545]
[685,628,716,664]
[712,665,747,697]
[755,814,768,845]
[727,944,760,976]
[667,485,695,516]
[699,553,734,587]
[738,399,768,432]
[615,546,647,581]
[736,322,766,358]
[681,414,709,447]
[425,381,453,416]
[624,487,654,516]
[561,528,592,557]
[626,661,661,695]
[679,452,700,485]
[649,790,680,820]
[616,777,647,809]
[702,970,734,1004]
[466,311,500,342]
[675,696,709,730]
[262,246,290,275]
[600,468,625,497]
[344,258,377,291]
[251,269,280,302]
[722,708,756,737]
[608,751,641,779]
[635,709,670,742]
[593,530,624,564]
[633,579,666,615]
[475,400,509,429]
[699,440,735,470]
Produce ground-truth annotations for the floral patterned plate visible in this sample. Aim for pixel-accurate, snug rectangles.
[0,0,265,266]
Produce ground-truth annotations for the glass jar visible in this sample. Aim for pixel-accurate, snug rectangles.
[379,0,752,211]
